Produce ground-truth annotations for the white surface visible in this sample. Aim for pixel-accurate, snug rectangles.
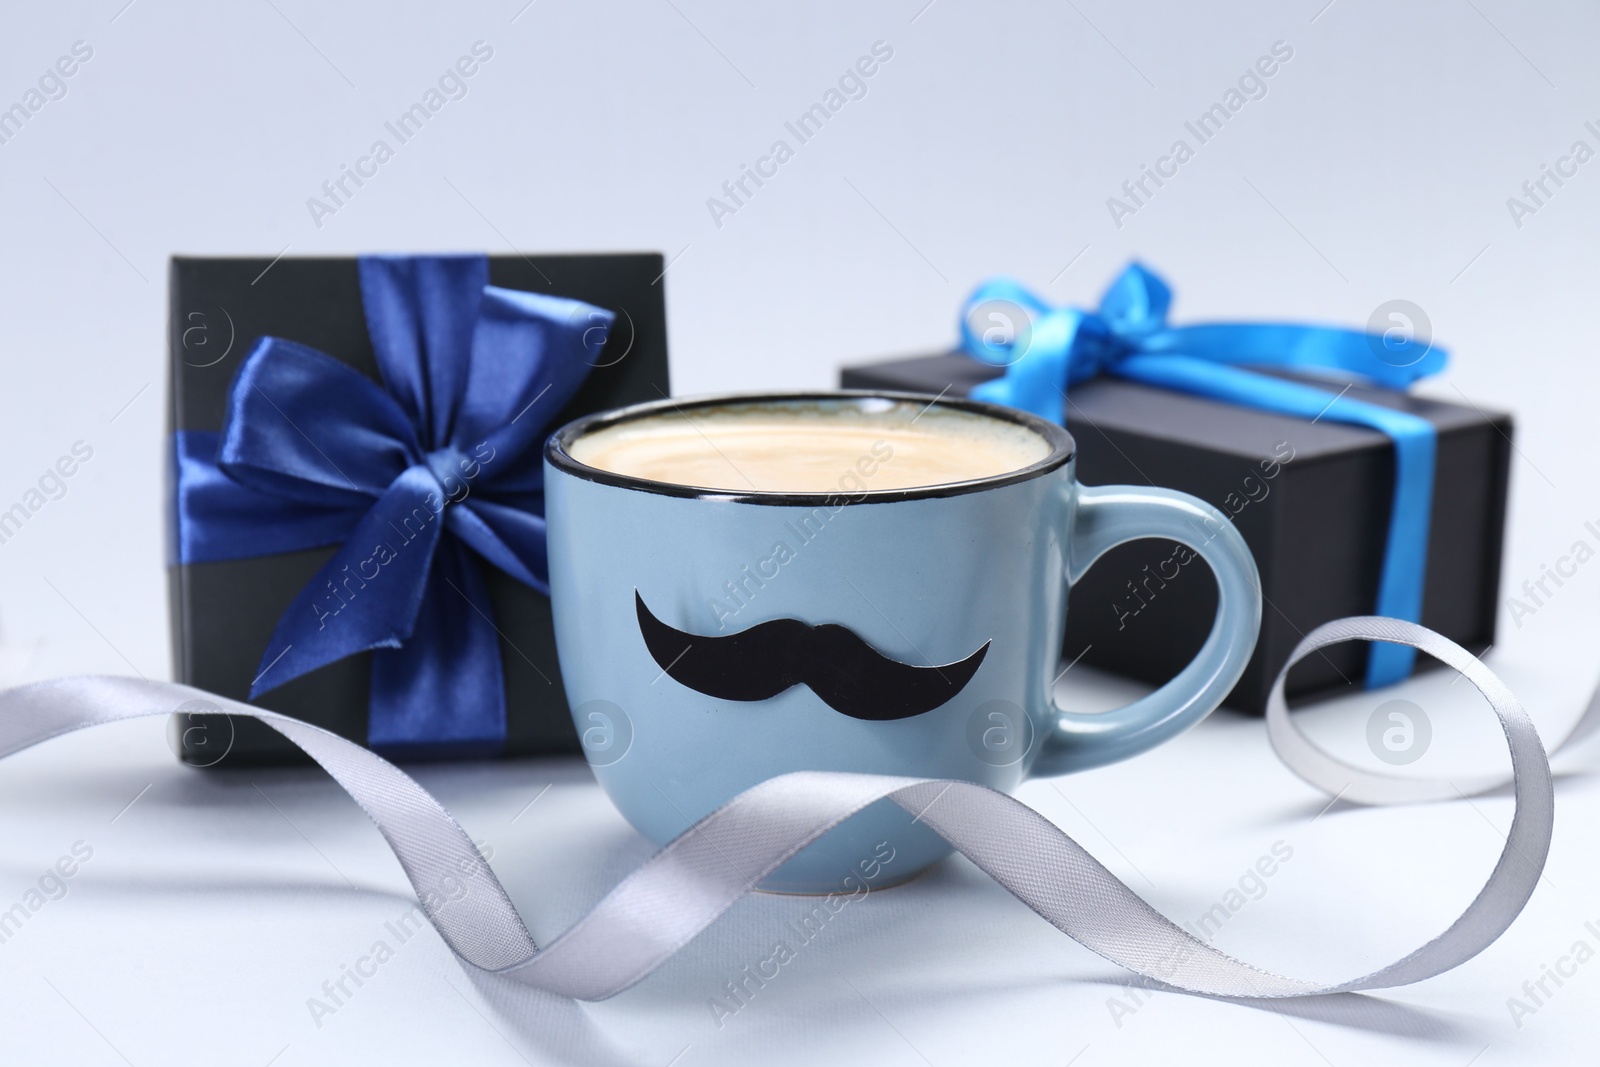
[2,0,1600,1063]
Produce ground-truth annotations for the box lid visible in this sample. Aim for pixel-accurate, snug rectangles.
[843,353,1510,462]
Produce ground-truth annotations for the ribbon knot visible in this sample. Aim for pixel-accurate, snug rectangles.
[422,447,473,498]
[962,264,1175,388]
[173,254,613,755]
[959,263,1449,689]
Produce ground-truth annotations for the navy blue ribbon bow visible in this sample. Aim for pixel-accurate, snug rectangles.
[173,254,611,754]
[960,263,1447,688]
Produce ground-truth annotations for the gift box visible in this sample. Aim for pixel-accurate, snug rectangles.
[167,253,670,765]
[840,267,1511,713]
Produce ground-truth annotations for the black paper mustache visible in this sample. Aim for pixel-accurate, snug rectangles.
[635,591,990,721]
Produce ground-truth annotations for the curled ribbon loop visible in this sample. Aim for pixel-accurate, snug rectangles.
[960,264,1446,688]
[0,616,1566,1001]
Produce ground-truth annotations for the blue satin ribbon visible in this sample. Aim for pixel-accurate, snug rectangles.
[961,264,1446,688]
[172,254,611,755]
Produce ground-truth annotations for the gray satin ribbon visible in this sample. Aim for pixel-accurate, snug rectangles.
[0,618,1571,1000]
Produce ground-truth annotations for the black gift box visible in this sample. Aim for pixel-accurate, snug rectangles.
[167,254,670,765]
[840,353,1512,712]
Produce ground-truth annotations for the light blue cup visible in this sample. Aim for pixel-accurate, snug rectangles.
[545,392,1260,893]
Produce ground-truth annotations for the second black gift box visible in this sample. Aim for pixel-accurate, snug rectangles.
[841,352,1511,712]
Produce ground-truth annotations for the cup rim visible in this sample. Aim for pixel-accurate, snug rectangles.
[544,390,1076,506]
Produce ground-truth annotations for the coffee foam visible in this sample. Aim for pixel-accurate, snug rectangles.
[568,398,1053,493]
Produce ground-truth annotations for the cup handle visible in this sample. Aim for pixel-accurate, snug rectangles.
[1027,483,1262,778]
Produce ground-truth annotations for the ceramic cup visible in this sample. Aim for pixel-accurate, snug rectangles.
[545,392,1260,892]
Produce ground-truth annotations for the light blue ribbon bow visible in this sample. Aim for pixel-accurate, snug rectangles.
[960,263,1447,688]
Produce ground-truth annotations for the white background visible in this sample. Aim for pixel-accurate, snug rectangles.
[1,1,1599,1064]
